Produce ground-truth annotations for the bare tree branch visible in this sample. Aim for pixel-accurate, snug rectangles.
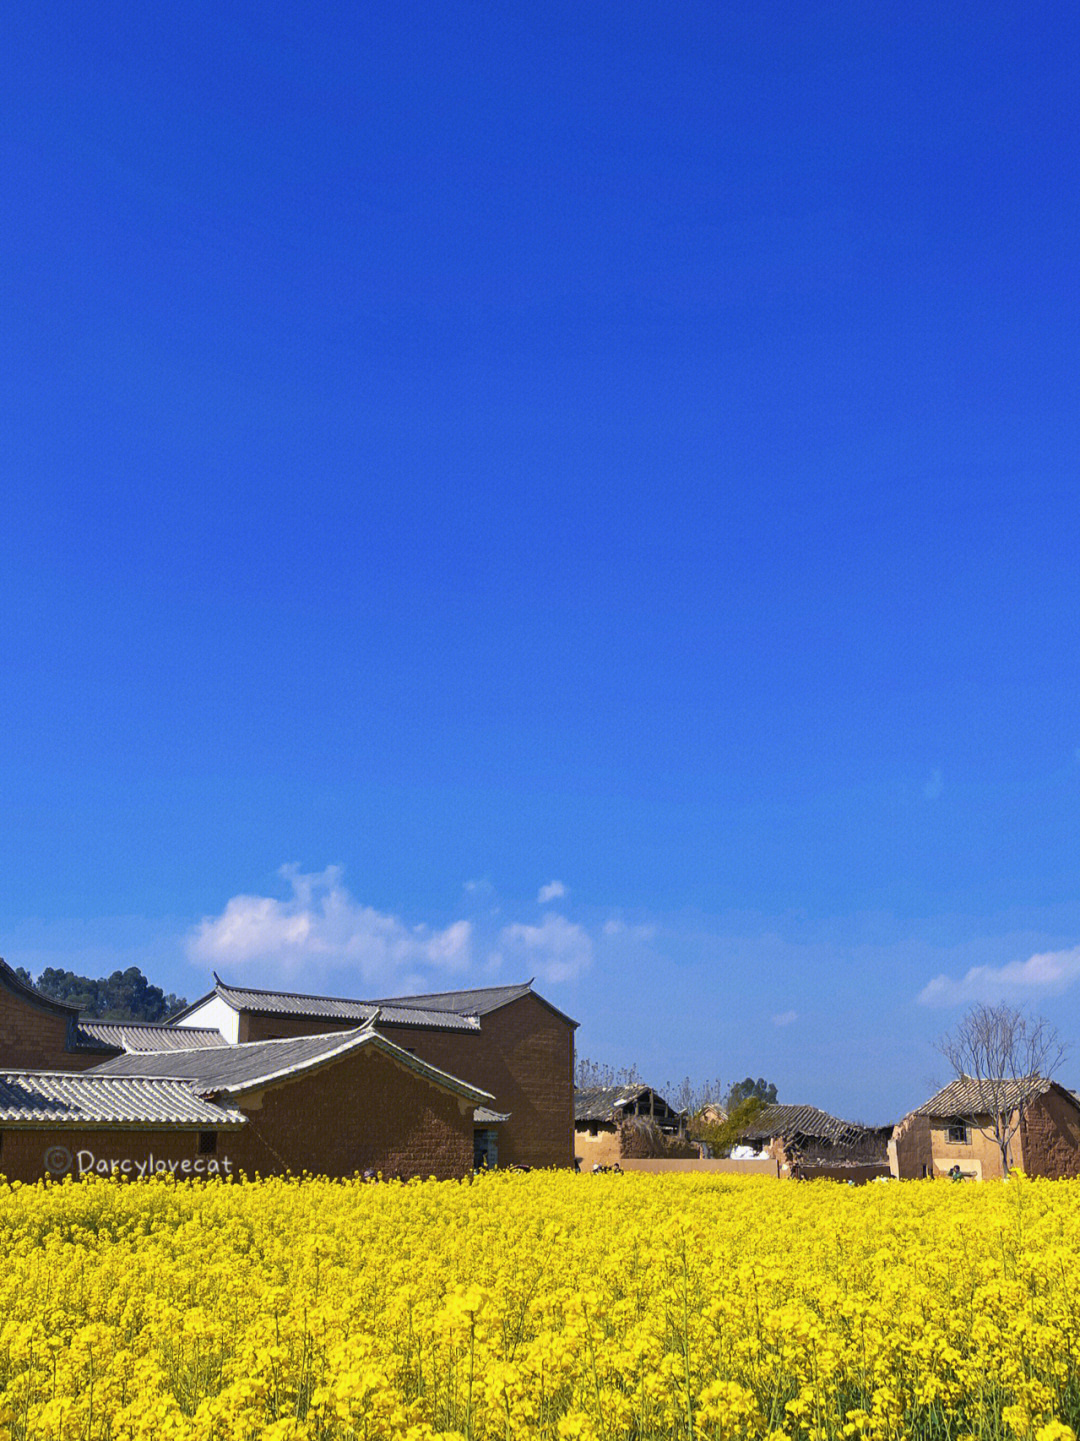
[936,1004,1068,1174]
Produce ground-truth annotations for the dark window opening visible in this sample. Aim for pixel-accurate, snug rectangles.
[946,1121,969,1145]
[198,1131,218,1155]
[474,1128,498,1170]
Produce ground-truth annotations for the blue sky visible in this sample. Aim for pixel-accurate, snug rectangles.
[3,3,1078,1123]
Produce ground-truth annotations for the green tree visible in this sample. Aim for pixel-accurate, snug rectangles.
[23,966,186,1022]
[688,1096,767,1156]
[726,1076,778,1109]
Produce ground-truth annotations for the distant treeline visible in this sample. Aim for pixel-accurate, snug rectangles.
[14,965,187,1023]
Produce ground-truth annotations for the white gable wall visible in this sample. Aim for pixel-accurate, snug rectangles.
[174,995,239,1044]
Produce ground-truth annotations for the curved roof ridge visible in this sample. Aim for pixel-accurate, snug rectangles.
[0,957,81,1020]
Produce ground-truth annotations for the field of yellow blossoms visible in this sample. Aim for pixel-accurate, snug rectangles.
[1,1171,1079,1441]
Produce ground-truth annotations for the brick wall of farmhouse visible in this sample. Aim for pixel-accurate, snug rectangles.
[1019,1091,1080,1179]
[931,1118,1020,1179]
[381,996,574,1170]
[0,1049,474,1183]
[888,1113,932,1179]
[0,982,107,1071]
[228,1045,473,1180]
[0,1127,230,1183]
[237,995,574,1170]
[239,1013,358,1044]
[889,1110,1025,1180]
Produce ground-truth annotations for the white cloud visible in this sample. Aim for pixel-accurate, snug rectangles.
[538,880,567,904]
[917,945,1080,1008]
[772,1009,798,1027]
[922,768,944,801]
[496,913,593,983]
[602,918,657,942]
[187,865,472,988]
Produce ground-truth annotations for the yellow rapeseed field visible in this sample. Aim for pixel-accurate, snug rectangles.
[0,1170,1078,1441]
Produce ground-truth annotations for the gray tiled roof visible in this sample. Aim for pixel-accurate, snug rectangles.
[74,1021,228,1053]
[0,1072,246,1128]
[372,981,577,1028]
[372,1004,481,1031]
[92,1026,494,1105]
[474,1107,510,1124]
[188,981,481,1031]
[914,1075,1052,1118]
[367,982,535,1016]
[738,1104,865,1144]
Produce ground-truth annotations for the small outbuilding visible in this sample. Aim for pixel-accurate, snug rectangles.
[889,1075,1080,1180]
[574,1085,692,1167]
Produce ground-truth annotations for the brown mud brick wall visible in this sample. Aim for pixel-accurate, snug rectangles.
[0,1127,236,1184]
[0,1045,475,1183]
[0,983,112,1072]
[229,1043,474,1180]
[1020,1090,1080,1179]
[241,993,574,1170]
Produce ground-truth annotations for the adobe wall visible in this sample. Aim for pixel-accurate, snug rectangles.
[0,1045,474,1183]
[889,1114,933,1179]
[575,1125,622,1168]
[239,1012,356,1043]
[1019,1091,1080,1179]
[927,1119,1012,1180]
[229,1044,474,1180]
[235,995,575,1169]
[382,995,575,1169]
[0,1127,236,1183]
[0,983,107,1071]
[889,1110,1018,1181]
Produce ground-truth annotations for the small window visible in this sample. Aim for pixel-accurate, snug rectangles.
[946,1121,969,1145]
[198,1131,218,1155]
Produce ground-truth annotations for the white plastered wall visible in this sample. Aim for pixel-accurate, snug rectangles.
[175,995,239,1044]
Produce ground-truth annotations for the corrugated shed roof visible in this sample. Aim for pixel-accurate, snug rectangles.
[0,1072,246,1128]
[574,1085,660,1124]
[91,1025,494,1105]
[914,1075,1052,1117]
[74,1021,228,1053]
[739,1104,865,1143]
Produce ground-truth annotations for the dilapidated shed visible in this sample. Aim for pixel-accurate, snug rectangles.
[574,1085,692,1167]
